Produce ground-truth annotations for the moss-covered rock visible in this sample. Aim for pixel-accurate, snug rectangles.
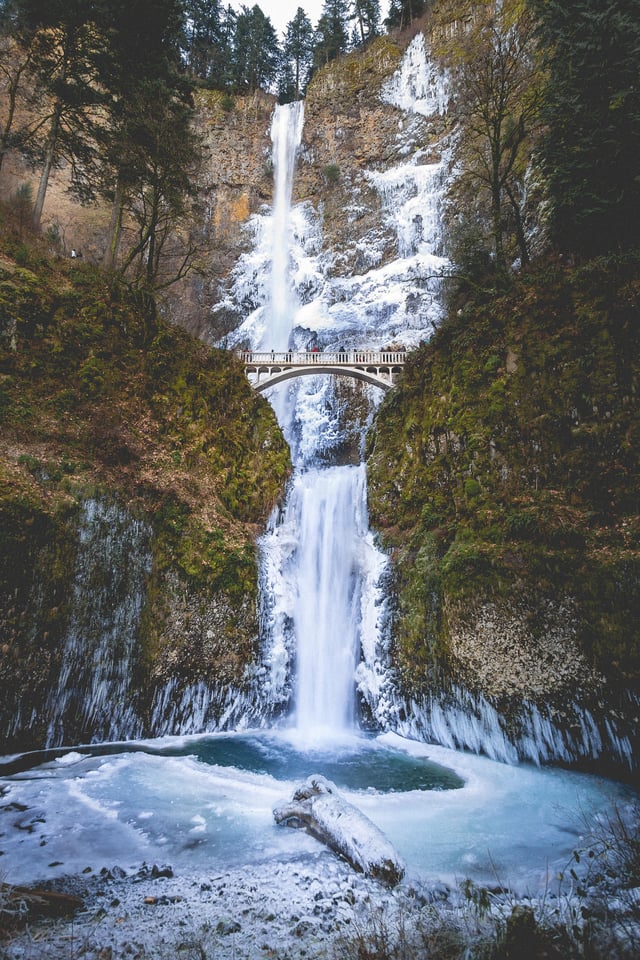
[367,253,640,709]
[0,241,290,750]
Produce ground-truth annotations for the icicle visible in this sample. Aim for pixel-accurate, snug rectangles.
[381,33,449,117]
[44,499,151,747]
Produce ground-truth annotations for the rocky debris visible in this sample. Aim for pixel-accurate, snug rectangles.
[1,857,405,958]
[131,863,174,881]
[4,854,638,960]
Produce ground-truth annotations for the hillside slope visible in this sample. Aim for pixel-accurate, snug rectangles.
[367,253,640,756]
[0,241,290,749]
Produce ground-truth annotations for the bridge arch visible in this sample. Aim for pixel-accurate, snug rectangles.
[240,351,406,393]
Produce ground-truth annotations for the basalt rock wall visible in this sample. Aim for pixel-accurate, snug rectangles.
[366,254,640,770]
[0,258,290,751]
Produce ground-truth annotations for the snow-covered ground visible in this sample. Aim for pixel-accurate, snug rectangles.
[1,732,635,957]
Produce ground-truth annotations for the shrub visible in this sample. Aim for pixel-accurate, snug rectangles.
[78,355,106,398]
[322,162,340,184]
[464,477,481,499]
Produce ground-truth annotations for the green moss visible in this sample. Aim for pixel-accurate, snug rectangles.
[307,35,402,104]
[388,534,448,691]
[0,232,291,746]
[367,252,640,694]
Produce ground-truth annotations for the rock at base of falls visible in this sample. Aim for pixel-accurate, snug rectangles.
[273,775,405,887]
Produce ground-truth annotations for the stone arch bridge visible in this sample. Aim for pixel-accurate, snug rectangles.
[239,350,406,393]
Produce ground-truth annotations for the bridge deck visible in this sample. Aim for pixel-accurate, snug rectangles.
[239,350,407,366]
[239,350,407,392]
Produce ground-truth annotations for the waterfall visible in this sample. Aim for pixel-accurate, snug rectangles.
[262,464,385,741]
[251,102,390,743]
[264,101,305,352]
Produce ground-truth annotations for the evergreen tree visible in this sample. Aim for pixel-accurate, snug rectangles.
[209,4,237,89]
[232,5,280,93]
[531,0,640,256]
[11,0,108,228]
[282,6,314,99]
[312,0,349,70]
[182,0,236,89]
[96,0,200,282]
[116,79,202,287]
[351,0,380,47]
[277,60,297,105]
[183,0,223,82]
[384,0,425,31]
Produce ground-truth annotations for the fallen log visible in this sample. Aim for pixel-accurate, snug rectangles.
[1,883,84,931]
[273,775,405,886]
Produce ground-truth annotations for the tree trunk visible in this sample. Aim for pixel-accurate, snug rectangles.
[506,182,530,267]
[104,176,125,271]
[32,102,62,231]
[274,775,405,886]
[146,206,158,285]
[491,141,505,273]
[0,56,28,176]
[0,882,84,931]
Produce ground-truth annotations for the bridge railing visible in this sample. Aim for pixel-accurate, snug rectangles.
[238,350,407,365]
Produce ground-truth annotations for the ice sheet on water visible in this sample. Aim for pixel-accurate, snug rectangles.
[0,733,632,892]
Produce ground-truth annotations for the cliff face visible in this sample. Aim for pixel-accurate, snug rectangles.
[294,37,406,268]
[0,254,290,749]
[366,254,640,743]
[166,89,278,338]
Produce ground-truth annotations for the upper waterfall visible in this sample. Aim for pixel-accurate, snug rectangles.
[218,34,451,356]
[266,101,305,352]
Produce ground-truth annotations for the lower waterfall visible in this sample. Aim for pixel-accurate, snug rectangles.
[289,466,364,737]
[261,462,386,742]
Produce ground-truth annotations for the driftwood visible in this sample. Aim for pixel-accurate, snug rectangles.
[1,883,84,931]
[273,775,405,886]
